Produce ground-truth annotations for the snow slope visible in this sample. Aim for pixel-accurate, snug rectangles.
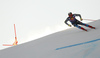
[0,20,100,58]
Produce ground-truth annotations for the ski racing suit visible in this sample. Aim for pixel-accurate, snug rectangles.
[64,14,93,30]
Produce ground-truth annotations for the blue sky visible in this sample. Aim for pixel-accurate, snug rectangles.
[0,0,100,50]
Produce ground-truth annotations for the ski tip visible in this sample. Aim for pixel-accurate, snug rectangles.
[92,27,96,29]
[84,29,88,32]
[85,30,88,32]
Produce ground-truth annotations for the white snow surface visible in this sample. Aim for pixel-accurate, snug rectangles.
[0,20,100,58]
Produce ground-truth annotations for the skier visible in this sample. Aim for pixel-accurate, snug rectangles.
[64,12,95,31]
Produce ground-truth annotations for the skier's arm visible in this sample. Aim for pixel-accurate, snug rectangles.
[74,14,82,18]
[64,18,71,27]
[74,14,83,21]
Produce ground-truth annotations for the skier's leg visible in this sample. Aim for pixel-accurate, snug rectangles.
[74,25,87,31]
[79,22,95,29]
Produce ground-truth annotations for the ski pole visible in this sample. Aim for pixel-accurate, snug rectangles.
[83,19,96,21]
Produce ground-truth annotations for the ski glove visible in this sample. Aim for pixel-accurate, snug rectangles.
[80,18,83,21]
[68,24,71,27]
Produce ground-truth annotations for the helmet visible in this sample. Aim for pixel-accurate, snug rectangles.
[68,12,73,17]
